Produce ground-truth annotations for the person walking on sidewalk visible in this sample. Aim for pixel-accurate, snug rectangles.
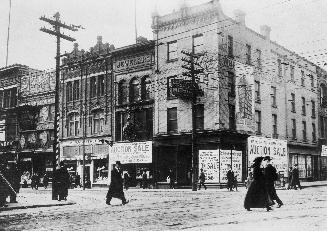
[287,167,293,190]
[198,168,207,190]
[168,169,175,189]
[226,166,234,191]
[244,157,273,212]
[291,164,302,190]
[263,156,283,208]
[43,173,49,189]
[106,161,129,205]
[123,171,130,190]
[142,170,148,189]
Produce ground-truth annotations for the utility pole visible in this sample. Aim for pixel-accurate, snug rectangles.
[40,12,82,200]
[181,47,203,191]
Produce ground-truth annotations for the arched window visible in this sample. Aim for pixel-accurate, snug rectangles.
[130,78,140,102]
[141,76,151,100]
[67,113,79,137]
[118,80,128,104]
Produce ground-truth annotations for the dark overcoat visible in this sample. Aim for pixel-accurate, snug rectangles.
[227,170,234,188]
[107,167,124,198]
[244,166,271,209]
[291,168,300,185]
[264,164,279,200]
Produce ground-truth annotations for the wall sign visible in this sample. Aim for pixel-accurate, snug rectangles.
[115,54,152,71]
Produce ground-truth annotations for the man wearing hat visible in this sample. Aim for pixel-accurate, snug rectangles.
[106,161,128,205]
[263,156,283,208]
[291,164,302,190]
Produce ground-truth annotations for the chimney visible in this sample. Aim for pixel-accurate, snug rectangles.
[233,10,245,26]
[260,25,271,40]
[97,36,103,44]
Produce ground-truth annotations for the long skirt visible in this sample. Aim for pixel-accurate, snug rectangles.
[244,180,272,209]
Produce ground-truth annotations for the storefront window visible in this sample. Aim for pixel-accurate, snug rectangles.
[306,155,312,177]
[298,155,306,178]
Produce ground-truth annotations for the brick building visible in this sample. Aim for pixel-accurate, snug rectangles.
[151,0,321,186]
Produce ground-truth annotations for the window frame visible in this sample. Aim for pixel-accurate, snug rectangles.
[167,40,178,62]
[195,104,204,130]
[272,114,278,137]
[291,93,296,112]
[302,97,306,116]
[302,120,307,142]
[193,34,204,54]
[255,110,261,134]
[291,119,297,140]
[167,107,178,133]
[271,86,277,107]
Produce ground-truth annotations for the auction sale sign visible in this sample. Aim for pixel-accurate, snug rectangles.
[109,141,152,164]
[199,150,220,183]
[248,136,288,175]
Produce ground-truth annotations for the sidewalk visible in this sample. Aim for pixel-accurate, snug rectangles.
[0,188,75,212]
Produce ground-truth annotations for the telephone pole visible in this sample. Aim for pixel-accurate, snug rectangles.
[181,47,204,191]
[40,12,82,200]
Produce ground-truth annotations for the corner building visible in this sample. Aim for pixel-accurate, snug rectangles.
[152,0,321,186]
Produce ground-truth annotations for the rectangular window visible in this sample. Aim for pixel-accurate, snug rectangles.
[195,104,204,130]
[228,72,235,97]
[311,100,316,118]
[277,59,282,76]
[167,76,177,99]
[10,88,17,108]
[227,35,233,57]
[310,74,314,88]
[48,104,55,121]
[290,65,295,81]
[301,70,305,86]
[292,119,297,140]
[115,112,127,141]
[302,97,306,116]
[302,121,307,141]
[256,49,261,68]
[167,41,177,61]
[90,77,97,98]
[246,44,251,64]
[255,110,261,134]
[3,89,11,108]
[0,91,3,108]
[98,75,105,96]
[312,123,316,142]
[167,107,177,133]
[272,114,278,138]
[229,104,236,130]
[255,81,260,102]
[291,93,296,112]
[271,86,276,107]
[193,34,204,54]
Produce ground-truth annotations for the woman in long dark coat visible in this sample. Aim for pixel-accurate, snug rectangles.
[244,157,273,211]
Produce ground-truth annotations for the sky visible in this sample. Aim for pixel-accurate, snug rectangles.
[1,0,327,70]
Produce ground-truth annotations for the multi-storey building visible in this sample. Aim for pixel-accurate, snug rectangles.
[0,64,31,163]
[60,36,115,186]
[151,0,321,186]
[112,37,155,186]
[17,70,55,175]
[317,66,327,179]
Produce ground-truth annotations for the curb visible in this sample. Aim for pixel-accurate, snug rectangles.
[0,202,76,212]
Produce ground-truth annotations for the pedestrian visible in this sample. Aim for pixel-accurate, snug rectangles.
[233,174,238,191]
[263,156,283,208]
[123,171,130,190]
[168,169,175,189]
[226,166,234,191]
[0,161,10,207]
[6,162,20,203]
[244,157,273,212]
[75,173,81,188]
[198,168,207,190]
[291,164,302,190]
[106,161,129,205]
[245,169,253,189]
[54,162,70,201]
[287,167,293,190]
[43,173,49,189]
[31,173,39,190]
[142,170,148,189]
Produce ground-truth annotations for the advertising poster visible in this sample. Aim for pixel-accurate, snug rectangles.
[248,136,288,176]
[199,150,220,183]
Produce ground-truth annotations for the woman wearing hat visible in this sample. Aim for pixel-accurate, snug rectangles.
[244,157,273,212]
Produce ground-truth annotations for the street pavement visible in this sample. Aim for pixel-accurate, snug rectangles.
[0,182,326,231]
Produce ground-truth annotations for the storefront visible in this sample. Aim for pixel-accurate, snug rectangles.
[288,143,319,181]
[153,131,248,187]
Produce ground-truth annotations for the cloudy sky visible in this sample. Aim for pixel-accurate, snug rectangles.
[1,0,327,70]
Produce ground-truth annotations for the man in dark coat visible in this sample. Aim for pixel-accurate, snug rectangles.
[198,168,207,190]
[54,162,70,201]
[6,162,20,203]
[287,167,293,190]
[226,166,234,191]
[263,156,283,208]
[106,161,128,205]
[292,164,302,190]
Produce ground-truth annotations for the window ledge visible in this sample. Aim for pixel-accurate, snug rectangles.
[272,105,277,108]
[166,58,178,63]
